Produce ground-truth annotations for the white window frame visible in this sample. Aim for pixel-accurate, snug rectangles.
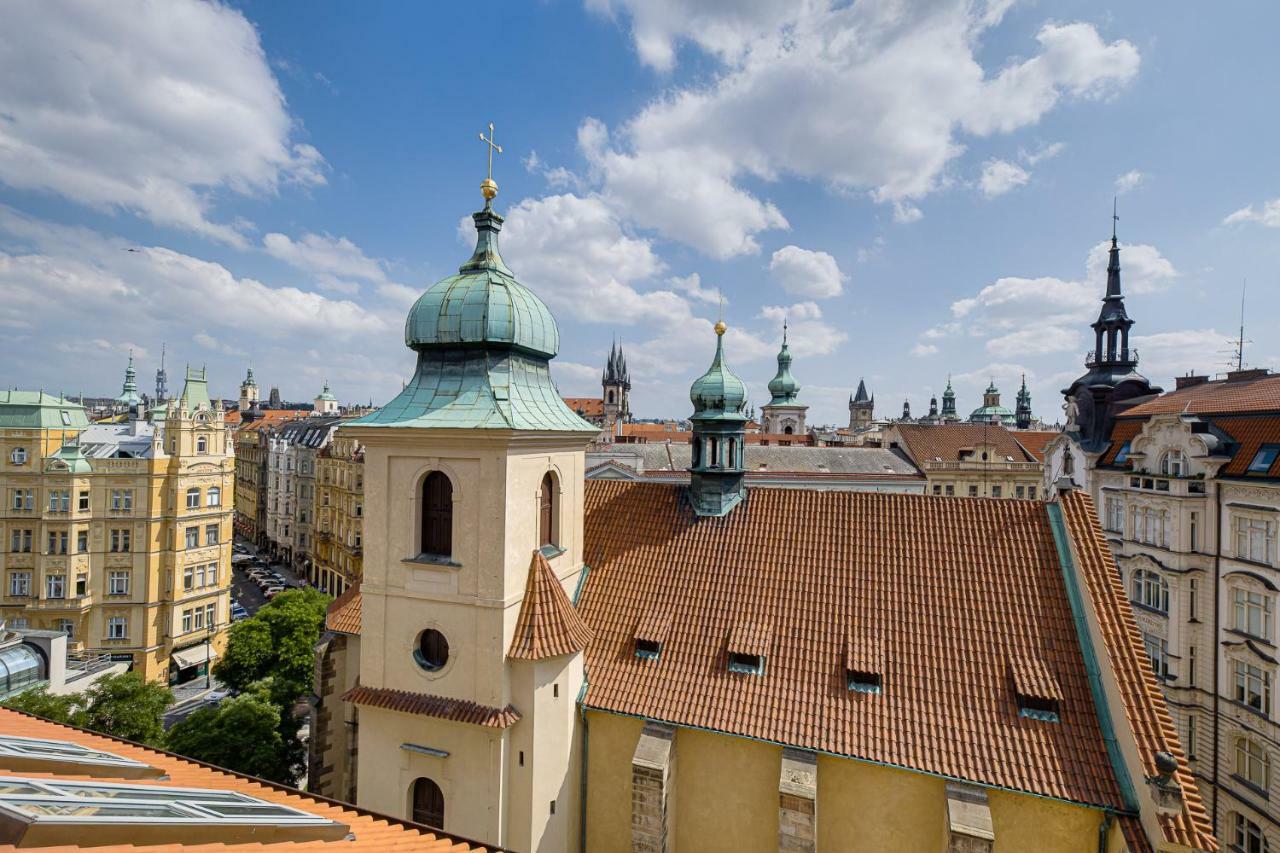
[108,571,129,596]
[184,527,199,549]
[207,486,221,507]
[106,617,128,640]
[9,448,27,465]
[45,575,66,600]
[1236,737,1270,790]
[1131,568,1169,613]
[1159,449,1185,477]
[8,572,31,597]
[1234,588,1274,641]
[1235,661,1272,714]
[1236,515,1277,566]
[1234,812,1267,853]
[1142,632,1170,680]
[186,488,201,510]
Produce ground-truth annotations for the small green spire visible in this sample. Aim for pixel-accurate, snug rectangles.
[766,320,801,405]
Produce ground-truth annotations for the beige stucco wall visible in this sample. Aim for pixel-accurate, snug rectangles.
[584,711,1113,853]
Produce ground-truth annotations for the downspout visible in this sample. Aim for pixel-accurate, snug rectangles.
[1212,477,1222,833]
[1097,811,1114,853]
[578,701,589,853]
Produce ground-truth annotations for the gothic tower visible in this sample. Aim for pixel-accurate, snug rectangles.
[760,321,807,435]
[239,368,259,412]
[342,172,598,850]
[688,319,748,516]
[901,399,911,421]
[1061,217,1161,451]
[601,341,630,439]
[848,379,874,431]
[1015,374,1033,430]
[154,342,169,403]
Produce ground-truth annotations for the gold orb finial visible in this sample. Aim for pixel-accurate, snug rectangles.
[481,178,498,200]
[714,320,727,336]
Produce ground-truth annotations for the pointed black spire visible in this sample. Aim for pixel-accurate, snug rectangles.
[1089,201,1135,368]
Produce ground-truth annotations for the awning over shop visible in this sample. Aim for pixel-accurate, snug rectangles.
[170,644,217,670]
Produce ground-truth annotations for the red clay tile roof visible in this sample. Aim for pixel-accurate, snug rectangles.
[1214,415,1280,478]
[507,551,593,660]
[726,621,772,658]
[1121,372,1280,417]
[1008,653,1062,704]
[562,397,604,418]
[326,582,362,635]
[890,422,1036,464]
[1058,491,1216,851]
[1013,430,1061,462]
[1098,420,1143,468]
[0,707,492,851]
[577,480,1123,810]
[342,686,521,729]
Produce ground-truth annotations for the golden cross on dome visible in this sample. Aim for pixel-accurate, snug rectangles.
[479,122,503,200]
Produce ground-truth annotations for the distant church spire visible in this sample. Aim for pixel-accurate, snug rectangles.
[688,319,747,516]
[154,342,168,402]
[1015,374,1032,430]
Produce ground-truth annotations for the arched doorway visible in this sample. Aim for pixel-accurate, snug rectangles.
[410,777,444,828]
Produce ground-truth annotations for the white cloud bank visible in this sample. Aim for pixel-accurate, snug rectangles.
[768,246,846,299]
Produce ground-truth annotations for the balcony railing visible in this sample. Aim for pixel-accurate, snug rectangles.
[1085,348,1139,368]
[922,461,1043,472]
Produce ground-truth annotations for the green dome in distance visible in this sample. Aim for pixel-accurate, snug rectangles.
[690,320,748,419]
[404,201,559,359]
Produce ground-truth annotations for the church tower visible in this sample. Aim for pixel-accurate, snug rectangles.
[341,148,598,851]
[848,379,874,431]
[239,368,259,412]
[314,381,339,415]
[760,321,807,435]
[940,376,959,422]
[901,399,912,421]
[1015,374,1032,430]
[154,343,169,403]
[688,319,748,516]
[113,351,141,412]
[1061,213,1161,451]
[600,341,630,439]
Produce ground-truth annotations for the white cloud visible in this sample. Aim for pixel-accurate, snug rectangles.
[1114,170,1144,194]
[938,239,1177,363]
[0,0,326,245]
[263,232,387,283]
[979,159,1030,198]
[1131,329,1225,379]
[580,3,1138,254]
[757,302,847,357]
[669,272,723,305]
[1021,141,1065,165]
[892,202,924,224]
[768,246,845,299]
[1224,199,1280,228]
[911,343,939,357]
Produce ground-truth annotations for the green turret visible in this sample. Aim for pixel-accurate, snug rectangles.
[688,320,748,517]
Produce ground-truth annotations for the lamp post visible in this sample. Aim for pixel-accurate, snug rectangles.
[205,618,217,689]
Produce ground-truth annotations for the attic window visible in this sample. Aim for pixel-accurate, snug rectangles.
[845,633,884,695]
[1248,446,1280,474]
[727,622,771,676]
[1113,442,1131,464]
[634,609,671,661]
[1009,655,1062,723]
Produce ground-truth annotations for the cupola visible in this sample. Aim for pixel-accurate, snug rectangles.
[687,320,748,517]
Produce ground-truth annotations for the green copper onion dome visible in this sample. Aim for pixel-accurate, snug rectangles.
[690,321,748,419]
[766,323,800,405]
[404,201,559,359]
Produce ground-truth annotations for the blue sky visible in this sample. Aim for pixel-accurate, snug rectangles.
[1,1,1277,425]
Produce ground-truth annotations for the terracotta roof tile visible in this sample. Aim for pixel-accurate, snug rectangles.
[507,551,593,660]
[1216,415,1280,478]
[1013,430,1061,462]
[342,686,520,729]
[0,707,493,851]
[1058,491,1216,851]
[726,621,772,659]
[1122,372,1280,417]
[1098,420,1143,468]
[577,480,1123,810]
[1008,653,1062,703]
[844,632,883,677]
[326,582,362,635]
[890,423,1037,464]
[562,397,604,418]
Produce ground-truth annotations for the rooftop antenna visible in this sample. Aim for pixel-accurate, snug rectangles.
[1112,196,1119,242]
[1236,278,1249,370]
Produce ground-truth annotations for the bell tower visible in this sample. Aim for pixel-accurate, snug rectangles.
[761,321,807,435]
[848,378,874,431]
[688,320,748,516]
[343,135,598,851]
[601,341,630,439]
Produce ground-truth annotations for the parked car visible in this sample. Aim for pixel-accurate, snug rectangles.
[264,585,285,599]
[230,603,248,621]
[231,554,254,565]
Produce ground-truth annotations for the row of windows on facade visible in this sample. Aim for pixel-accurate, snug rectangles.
[8,527,137,554]
[7,570,132,599]
[179,602,218,635]
[1113,444,1279,477]
[10,488,151,513]
[929,483,1038,498]
[8,433,219,467]
[1106,499,1277,564]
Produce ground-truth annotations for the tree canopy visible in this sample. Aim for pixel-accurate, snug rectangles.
[214,587,330,704]
[165,679,300,783]
[1,671,171,746]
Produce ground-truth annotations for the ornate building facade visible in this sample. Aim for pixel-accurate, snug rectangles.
[313,431,363,596]
[760,324,807,436]
[0,366,233,683]
[848,379,874,431]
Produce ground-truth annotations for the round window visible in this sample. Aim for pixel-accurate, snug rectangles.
[414,629,449,672]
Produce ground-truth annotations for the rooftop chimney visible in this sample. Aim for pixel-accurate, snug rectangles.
[1175,373,1210,390]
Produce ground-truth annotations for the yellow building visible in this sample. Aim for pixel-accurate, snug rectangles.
[230,408,306,547]
[310,187,1213,852]
[884,421,1057,499]
[313,431,363,596]
[0,368,233,683]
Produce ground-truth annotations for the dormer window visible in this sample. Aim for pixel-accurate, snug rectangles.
[846,633,883,695]
[1010,654,1062,722]
[1248,446,1280,474]
[1113,442,1131,464]
[726,622,770,675]
[634,609,670,661]
[1159,450,1184,477]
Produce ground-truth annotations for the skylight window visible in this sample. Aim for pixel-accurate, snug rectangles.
[635,638,661,660]
[845,633,884,696]
[0,776,348,846]
[634,609,671,661]
[1113,442,1131,464]
[728,652,764,675]
[0,735,160,779]
[726,622,771,676]
[847,669,882,694]
[1009,655,1063,723]
[1248,446,1280,474]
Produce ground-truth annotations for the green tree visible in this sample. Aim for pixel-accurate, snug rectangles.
[1,672,170,746]
[165,679,300,783]
[1,686,78,724]
[74,671,172,746]
[214,587,330,703]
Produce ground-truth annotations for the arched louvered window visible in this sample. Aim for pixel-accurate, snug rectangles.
[421,472,452,558]
[539,472,557,549]
[411,777,444,828]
